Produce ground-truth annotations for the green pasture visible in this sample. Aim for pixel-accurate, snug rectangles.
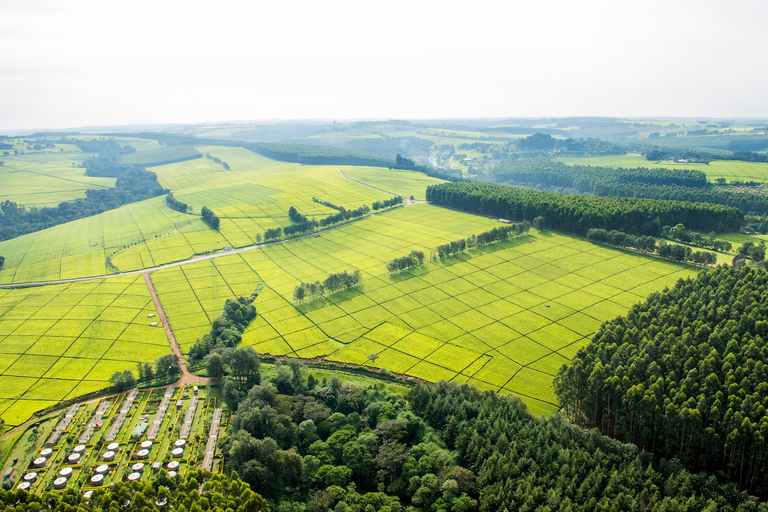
[153,204,697,416]
[0,274,170,426]
[558,153,768,183]
[0,152,115,207]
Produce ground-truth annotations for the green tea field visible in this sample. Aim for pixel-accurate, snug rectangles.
[153,204,697,415]
[0,143,705,424]
[0,152,115,207]
[0,147,410,285]
[0,275,170,426]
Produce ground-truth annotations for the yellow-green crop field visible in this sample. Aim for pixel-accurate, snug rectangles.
[558,153,768,183]
[0,141,706,426]
[0,147,418,285]
[153,204,697,416]
[0,152,115,207]
[0,274,170,426]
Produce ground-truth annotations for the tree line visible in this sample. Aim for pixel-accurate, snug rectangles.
[289,205,309,223]
[313,197,346,211]
[108,353,182,392]
[433,221,532,260]
[661,224,733,252]
[386,250,425,273]
[587,228,718,265]
[189,293,258,363]
[262,204,375,243]
[426,182,744,236]
[165,192,189,213]
[555,266,768,497]
[373,196,404,210]
[205,152,230,170]
[493,158,707,190]
[201,205,221,229]
[492,158,768,216]
[0,160,166,242]
[293,270,362,302]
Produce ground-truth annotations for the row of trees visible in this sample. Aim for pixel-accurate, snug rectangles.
[0,255,4,268]
[492,158,768,216]
[372,196,404,210]
[426,182,744,236]
[593,180,768,217]
[555,266,768,497]
[587,228,719,265]
[288,205,309,223]
[109,353,182,391]
[201,205,220,229]
[188,293,258,363]
[263,204,377,243]
[293,270,362,302]
[662,224,733,252]
[386,250,425,273]
[204,152,230,170]
[494,158,708,190]
[312,197,346,211]
[165,192,188,213]
[434,221,531,260]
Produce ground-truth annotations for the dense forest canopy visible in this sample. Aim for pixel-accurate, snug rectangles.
[492,159,768,216]
[426,182,743,236]
[556,266,768,497]
[202,358,768,511]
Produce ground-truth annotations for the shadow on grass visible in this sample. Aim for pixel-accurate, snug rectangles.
[295,287,364,313]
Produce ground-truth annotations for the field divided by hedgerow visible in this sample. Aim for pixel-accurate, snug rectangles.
[0,147,434,285]
[0,152,115,207]
[0,274,170,426]
[558,153,768,182]
[153,204,697,415]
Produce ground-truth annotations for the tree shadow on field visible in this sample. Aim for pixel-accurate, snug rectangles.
[293,285,366,313]
[387,266,430,282]
[473,233,538,255]
[294,296,334,314]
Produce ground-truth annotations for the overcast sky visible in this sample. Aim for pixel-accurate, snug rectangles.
[1,0,767,132]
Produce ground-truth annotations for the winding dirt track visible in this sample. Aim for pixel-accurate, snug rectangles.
[143,272,210,385]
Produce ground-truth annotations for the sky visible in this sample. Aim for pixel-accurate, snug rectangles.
[1,0,767,132]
